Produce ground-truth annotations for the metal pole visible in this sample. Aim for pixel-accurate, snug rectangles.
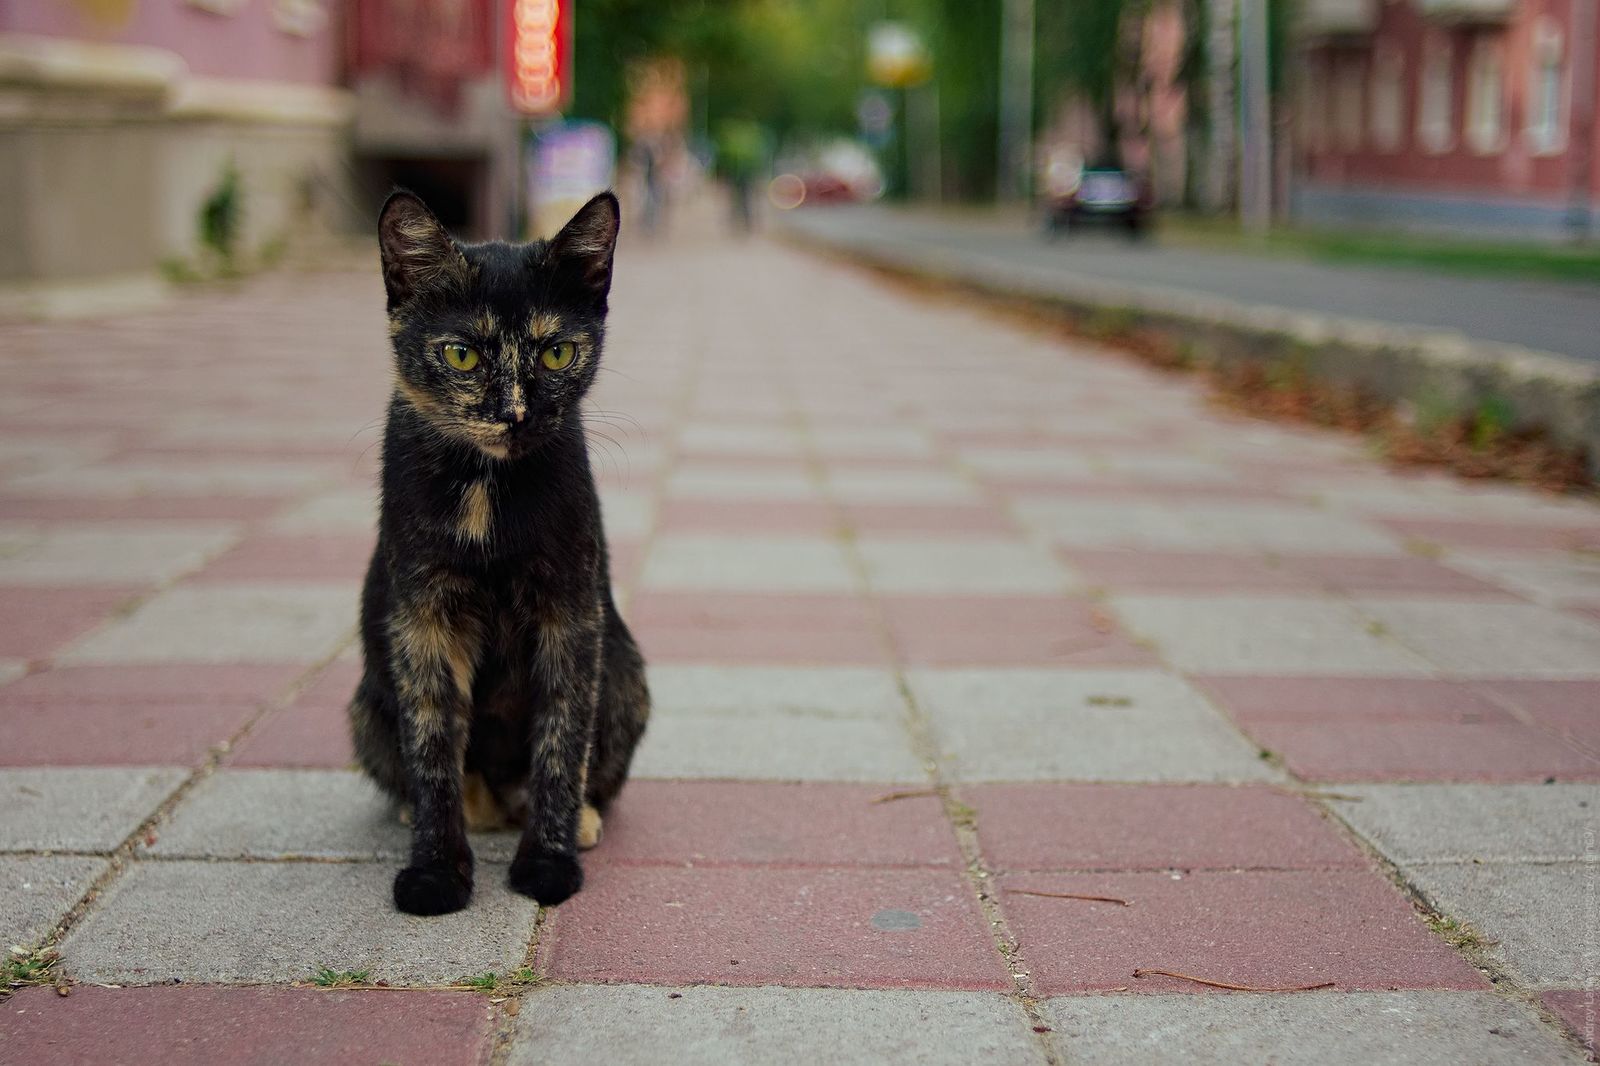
[1206,0,1237,212]
[997,0,1036,201]
[1238,0,1272,233]
[1568,0,1596,241]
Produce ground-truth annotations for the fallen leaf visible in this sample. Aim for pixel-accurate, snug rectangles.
[870,788,939,805]
[1132,968,1334,992]
[1009,889,1131,906]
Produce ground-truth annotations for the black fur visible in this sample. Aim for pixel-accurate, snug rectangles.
[349,190,649,916]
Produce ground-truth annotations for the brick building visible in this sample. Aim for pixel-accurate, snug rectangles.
[1296,0,1598,237]
[0,0,354,312]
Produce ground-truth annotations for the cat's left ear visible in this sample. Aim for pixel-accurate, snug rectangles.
[378,191,470,311]
[548,191,620,300]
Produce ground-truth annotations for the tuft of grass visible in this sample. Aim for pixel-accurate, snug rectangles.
[311,966,371,988]
[1426,915,1490,951]
[5,946,61,995]
[458,972,499,992]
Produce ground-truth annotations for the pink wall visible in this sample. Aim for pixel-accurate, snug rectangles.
[1301,0,1600,199]
[4,0,340,86]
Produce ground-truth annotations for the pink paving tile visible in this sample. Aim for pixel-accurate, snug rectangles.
[879,596,1157,667]
[1279,555,1512,597]
[0,495,288,522]
[1190,676,1505,719]
[0,586,141,659]
[654,499,840,534]
[0,662,302,704]
[608,539,645,590]
[593,781,962,868]
[842,503,1017,536]
[989,479,1296,504]
[628,592,889,665]
[230,660,360,768]
[1541,990,1598,1060]
[1060,550,1316,593]
[0,664,302,765]
[1235,715,1600,782]
[540,865,1008,990]
[0,986,494,1066]
[1193,676,1600,781]
[966,784,1365,871]
[0,699,260,767]
[1378,518,1600,552]
[1473,680,1600,755]
[1002,869,1487,995]
[185,534,374,584]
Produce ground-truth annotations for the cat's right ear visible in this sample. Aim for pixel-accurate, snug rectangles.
[378,191,470,310]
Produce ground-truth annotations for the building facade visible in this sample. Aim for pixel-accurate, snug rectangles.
[1297,0,1599,237]
[0,0,354,312]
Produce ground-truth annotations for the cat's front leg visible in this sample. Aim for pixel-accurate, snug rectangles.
[388,580,484,916]
[509,604,601,906]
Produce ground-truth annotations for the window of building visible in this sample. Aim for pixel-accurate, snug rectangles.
[1336,55,1365,151]
[1417,35,1455,153]
[1466,36,1505,154]
[1526,19,1566,154]
[1370,45,1405,152]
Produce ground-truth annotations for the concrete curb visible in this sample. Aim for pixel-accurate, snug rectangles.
[778,220,1600,477]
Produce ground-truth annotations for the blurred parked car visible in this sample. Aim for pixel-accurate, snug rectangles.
[1041,161,1153,239]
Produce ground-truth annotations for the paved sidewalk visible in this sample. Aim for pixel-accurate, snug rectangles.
[2,234,1599,1063]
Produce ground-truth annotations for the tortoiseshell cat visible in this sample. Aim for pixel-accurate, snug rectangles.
[349,190,649,915]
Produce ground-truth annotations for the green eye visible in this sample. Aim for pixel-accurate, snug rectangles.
[442,343,479,371]
[540,341,577,371]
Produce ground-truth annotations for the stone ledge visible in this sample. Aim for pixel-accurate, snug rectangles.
[779,219,1600,479]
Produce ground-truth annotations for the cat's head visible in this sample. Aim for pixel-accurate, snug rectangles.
[377,190,620,461]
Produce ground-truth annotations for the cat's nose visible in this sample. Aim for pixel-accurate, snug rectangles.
[500,404,527,426]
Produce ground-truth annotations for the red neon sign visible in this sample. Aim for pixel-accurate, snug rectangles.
[507,0,571,115]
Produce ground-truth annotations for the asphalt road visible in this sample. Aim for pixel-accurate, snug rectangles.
[786,206,1600,364]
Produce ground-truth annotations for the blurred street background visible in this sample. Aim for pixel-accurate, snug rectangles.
[3,0,1600,1063]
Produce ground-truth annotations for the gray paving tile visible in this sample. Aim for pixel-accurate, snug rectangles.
[1112,596,1433,675]
[149,769,517,862]
[855,538,1077,595]
[826,469,980,505]
[638,536,857,593]
[1,856,108,945]
[1446,553,1600,607]
[60,583,358,664]
[0,768,185,851]
[666,466,821,501]
[649,665,906,719]
[1358,601,1600,678]
[632,710,926,783]
[268,487,379,533]
[1330,785,1600,863]
[1045,991,1585,1065]
[511,984,1043,1066]
[0,525,238,585]
[1016,500,1405,555]
[6,461,335,498]
[906,669,1276,782]
[62,859,538,984]
[678,424,805,457]
[1408,862,1600,986]
[597,488,657,539]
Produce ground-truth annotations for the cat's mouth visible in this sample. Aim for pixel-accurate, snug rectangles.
[462,418,557,460]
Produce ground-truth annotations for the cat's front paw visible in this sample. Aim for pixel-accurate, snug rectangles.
[508,848,583,905]
[393,863,473,916]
